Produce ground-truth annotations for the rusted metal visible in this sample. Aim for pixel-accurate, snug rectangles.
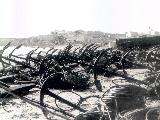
[40,73,87,113]
[0,43,35,69]
[0,42,12,68]
[0,81,10,88]
[0,82,72,120]
[0,82,35,98]
[8,44,23,64]
[1,42,160,119]
[0,75,15,83]
[26,47,39,64]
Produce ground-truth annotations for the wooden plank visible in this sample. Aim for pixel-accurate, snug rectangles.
[0,75,15,83]
[0,83,71,120]
[0,83,35,98]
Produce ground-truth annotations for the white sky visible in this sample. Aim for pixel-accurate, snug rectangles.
[0,0,160,38]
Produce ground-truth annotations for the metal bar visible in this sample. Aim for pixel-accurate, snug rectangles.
[46,89,87,112]
[0,81,10,87]
[27,47,39,64]
[46,47,55,55]
[15,81,36,84]
[1,56,35,69]
[11,54,26,60]
[12,54,39,63]
[8,45,22,64]
[0,42,11,68]
[45,103,76,118]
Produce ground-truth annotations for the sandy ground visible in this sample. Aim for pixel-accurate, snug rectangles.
[0,88,102,120]
[0,68,151,120]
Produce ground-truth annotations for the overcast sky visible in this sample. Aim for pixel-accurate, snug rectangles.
[0,0,160,38]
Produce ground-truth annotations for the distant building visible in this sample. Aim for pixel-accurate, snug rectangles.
[147,27,160,36]
[149,30,159,36]
[105,33,126,39]
[126,31,139,38]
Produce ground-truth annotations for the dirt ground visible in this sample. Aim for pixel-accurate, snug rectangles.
[0,69,158,120]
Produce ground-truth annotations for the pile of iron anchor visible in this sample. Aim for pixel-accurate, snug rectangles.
[1,42,160,120]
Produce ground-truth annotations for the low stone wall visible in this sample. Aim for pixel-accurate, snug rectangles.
[116,36,160,49]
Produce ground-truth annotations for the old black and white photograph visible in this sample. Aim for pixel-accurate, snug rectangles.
[1,0,160,120]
